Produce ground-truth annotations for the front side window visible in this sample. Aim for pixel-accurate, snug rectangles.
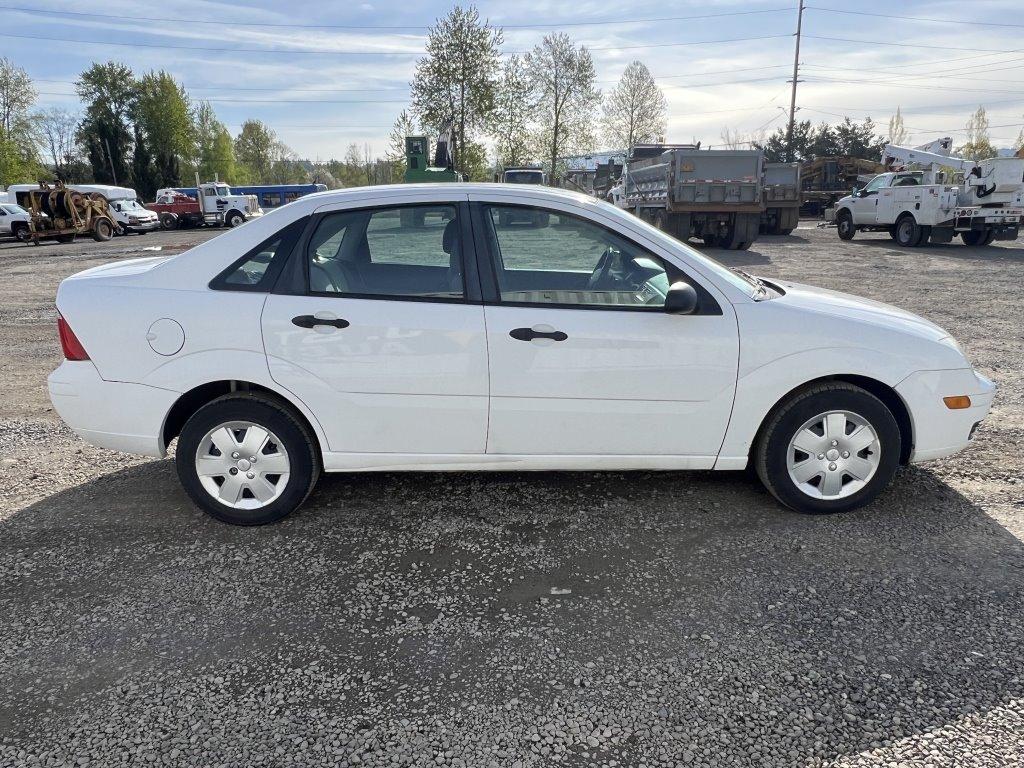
[862,175,890,194]
[484,205,672,309]
[307,205,462,299]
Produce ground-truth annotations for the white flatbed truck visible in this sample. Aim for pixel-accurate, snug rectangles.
[831,139,1024,246]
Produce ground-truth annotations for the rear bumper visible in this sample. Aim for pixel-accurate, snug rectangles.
[47,361,179,457]
[126,219,160,232]
[896,368,996,463]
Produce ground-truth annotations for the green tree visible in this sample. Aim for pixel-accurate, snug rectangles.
[0,57,43,185]
[234,119,277,181]
[193,101,236,182]
[133,71,194,197]
[387,109,418,177]
[958,106,996,161]
[76,61,138,185]
[525,33,600,177]
[489,55,534,170]
[602,60,666,150]
[410,5,502,177]
[460,139,490,181]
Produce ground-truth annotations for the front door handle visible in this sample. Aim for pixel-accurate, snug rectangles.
[509,327,568,342]
[292,314,350,330]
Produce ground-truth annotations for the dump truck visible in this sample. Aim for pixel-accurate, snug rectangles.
[800,156,885,217]
[14,182,116,244]
[622,144,765,250]
[831,139,1024,246]
[761,162,801,235]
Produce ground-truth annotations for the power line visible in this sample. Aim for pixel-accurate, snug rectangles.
[807,6,1024,29]
[805,35,1024,54]
[35,91,409,104]
[0,30,793,56]
[0,4,794,30]
[801,75,1024,96]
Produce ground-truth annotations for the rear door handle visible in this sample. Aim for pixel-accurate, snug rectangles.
[292,314,350,329]
[509,327,568,342]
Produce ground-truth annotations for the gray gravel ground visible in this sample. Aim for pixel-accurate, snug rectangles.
[1,225,1022,767]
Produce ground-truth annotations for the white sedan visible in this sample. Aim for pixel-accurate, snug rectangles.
[48,184,994,525]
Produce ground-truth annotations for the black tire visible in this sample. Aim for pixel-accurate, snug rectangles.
[702,234,717,247]
[12,223,30,242]
[175,394,320,525]
[894,215,920,247]
[914,225,932,247]
[888,227,897,240]
[962,230,995,246]
[92,218,114,242]
[226,210,245,228]
[836,210,855,240]
[160,212,178,230]
[56,234,76,244]
[755,382,901,515]
[776,228,794,236]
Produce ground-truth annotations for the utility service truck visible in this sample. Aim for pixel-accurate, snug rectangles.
[761,162,801,235]
[831,138,1024,247]
[149,180,262,229]
[621,144,766,250]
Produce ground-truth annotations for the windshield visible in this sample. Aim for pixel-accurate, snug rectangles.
[114,199,144,210]
[504,171,544,184]
[3,204,27,214]
[597,200,767,299]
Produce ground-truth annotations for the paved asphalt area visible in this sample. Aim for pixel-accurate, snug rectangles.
[0,224,1022,766]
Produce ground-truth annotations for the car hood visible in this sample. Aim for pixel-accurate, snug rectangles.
[767,279,951,343]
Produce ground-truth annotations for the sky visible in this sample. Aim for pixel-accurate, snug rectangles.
[5,0,1024,160]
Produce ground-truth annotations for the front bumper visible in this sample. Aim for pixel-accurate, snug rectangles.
[126,219,161,232]
[896,368,996,463]
[48,360,179,457]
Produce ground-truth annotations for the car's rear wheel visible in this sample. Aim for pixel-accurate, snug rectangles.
[755,383,901,514]
[12,223,30,242]
[175,394,320,525]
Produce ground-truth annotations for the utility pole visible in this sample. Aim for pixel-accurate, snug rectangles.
[103,137,118,185]
[785,0,805,163]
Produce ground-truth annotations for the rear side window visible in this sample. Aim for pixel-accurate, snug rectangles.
[306,205,463,300]
[210,217,306,292]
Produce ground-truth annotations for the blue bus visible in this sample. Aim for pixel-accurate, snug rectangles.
[156,183,328,209]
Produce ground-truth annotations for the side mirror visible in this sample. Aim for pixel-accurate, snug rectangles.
[665,281,699,315]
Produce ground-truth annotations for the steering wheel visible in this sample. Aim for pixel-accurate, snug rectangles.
[587,247,631,291]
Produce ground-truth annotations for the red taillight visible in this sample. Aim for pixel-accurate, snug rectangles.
[57,314,89,361]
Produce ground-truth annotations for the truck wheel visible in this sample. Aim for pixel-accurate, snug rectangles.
[888,227,897,240]
[160,213,178,230]
[836,210,855,240]
[961,230,993,246]
[56,234,75,244]
[92,218,114,242]
[914,225,932,247]
[894,215,921,247]
[226,211,245,228]
[12,223,30,242]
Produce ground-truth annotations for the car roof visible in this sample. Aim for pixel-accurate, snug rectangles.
[296,182,596,208]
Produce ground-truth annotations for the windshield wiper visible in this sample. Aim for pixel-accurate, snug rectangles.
[732,268,769,297]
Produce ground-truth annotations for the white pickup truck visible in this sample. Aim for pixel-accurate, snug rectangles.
[0,202,32,241]
[832,141,1024,247]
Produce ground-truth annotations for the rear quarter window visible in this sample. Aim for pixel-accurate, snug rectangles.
[210,217,307,292]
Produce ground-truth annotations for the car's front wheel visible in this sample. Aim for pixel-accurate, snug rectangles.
[175,394,320,525]
[755,383,901,514]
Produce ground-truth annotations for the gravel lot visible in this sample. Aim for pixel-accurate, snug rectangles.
[1,224,1022,767]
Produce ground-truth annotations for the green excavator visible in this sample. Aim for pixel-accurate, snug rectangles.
[403,124,462,183]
